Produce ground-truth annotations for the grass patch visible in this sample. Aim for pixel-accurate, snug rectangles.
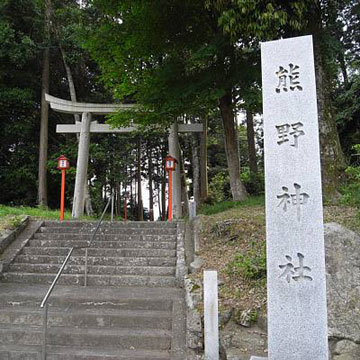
[0,205,75,220]
[198,195,265,216]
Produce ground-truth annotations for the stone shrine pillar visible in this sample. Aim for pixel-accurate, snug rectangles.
[253,35,328,359]
[72,112,92,218]
[168,122,182,219]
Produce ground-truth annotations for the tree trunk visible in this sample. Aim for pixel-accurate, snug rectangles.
[191,133,201,204]
[137,137,144,221]
[179,144,189,217]
[38,0,52,207]
[308,2,346,199]
[199,116,208,202]
[148,147,154,221]
[59,45,94,215]
[246,109,258,174]
[161,144,167,220]
[219,90,248,201]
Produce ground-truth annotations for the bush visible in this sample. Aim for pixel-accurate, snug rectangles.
[207,171,231,204]
[341,144,360,208]
[241,168,265,195]
[226,240,266,280]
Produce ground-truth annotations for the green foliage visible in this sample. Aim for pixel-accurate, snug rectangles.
[7,215,23,230]
[206,0,313,43]
[341,145,360,207]
[240,168,265,195]
[198,196,265,216]
[207,172,231,203]
[226,240,266,280]
[0,204,93,221]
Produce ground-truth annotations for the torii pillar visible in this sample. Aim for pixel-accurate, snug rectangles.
[168,123,182,219]
[72,112,91,218]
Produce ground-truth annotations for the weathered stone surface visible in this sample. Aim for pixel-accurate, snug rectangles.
[185,276,203,359]
[0,221,187,358]
[219,308,233,328]
[190,256,205,274]
[325,222,360,360]
[0,216,29,255]
[261,35,328,359]
[233,309,252,328]
[220,319,267,360]
[334,339,360,358]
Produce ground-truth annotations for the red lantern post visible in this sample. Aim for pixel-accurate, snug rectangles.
[57,155,70,221]
[164,155,177,223]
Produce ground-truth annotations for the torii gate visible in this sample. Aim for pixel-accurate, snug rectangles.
[45,94,203,219]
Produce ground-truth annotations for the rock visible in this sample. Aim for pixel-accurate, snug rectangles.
[219,341,228,360]
[256,313,267,332]
[220,320,267,360]
[325,223,360,346]
[190,256,205,274]
[233,309,252,328]
[219,308,233,328]
[334,339,359,355]
[187,310,203,349]
[184,276,203,355]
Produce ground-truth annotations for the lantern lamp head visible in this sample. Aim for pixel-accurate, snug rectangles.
[57,155,70,170]
[123,191,130,199]
[164,155,177,171]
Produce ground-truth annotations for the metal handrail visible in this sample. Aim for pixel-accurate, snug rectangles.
[39,193,113,360]
[40,248,74,308]
[84,194,113,286]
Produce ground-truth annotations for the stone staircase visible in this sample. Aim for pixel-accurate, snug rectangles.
[0,221,186,359]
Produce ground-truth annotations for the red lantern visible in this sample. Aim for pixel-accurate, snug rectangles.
[164,155,177,172]
[57,155,70,170]
[164,155,177,222]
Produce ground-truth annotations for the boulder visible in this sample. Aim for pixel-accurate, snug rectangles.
[325,223,360,359]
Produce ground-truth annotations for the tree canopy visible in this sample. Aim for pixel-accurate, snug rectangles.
[0,0,359,211]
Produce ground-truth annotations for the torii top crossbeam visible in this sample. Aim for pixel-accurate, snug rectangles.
[45,93,134,114]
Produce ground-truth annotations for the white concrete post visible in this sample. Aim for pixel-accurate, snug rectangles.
[168,123,182,219]
[72,112,92,218]
[204,270,219,360]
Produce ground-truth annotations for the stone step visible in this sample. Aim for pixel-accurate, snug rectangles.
[33,233,176,241]
[0,325,172,350]
[43,220,176,229]
[0,284,180,311]
[8,263,176,276]
[39,227,177,235]
[22,247,176,258]
[14,254,177,267]
[0,345,171,360]
[3,273,176,287]
[0,306,172,330]
[28,239,176,250]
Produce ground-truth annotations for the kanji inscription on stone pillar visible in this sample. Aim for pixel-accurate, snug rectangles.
[258,35,328,360]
